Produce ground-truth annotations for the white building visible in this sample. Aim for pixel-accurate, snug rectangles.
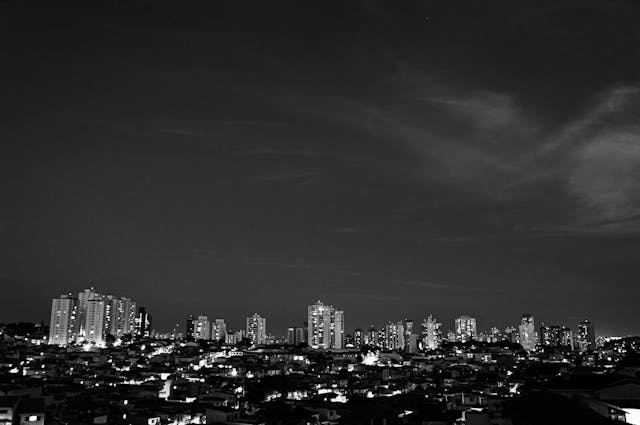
[519,313,536,351]
[307,301,344,349]
[212,318,227,341]
[455,315,477,342]
[422,314,441,350]
[246,313,266,345]
[194,315,211,340]
[84,299,107,344]
[48,294,80,346]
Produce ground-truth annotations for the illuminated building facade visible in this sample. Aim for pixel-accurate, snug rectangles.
[422,314,441,350]
[455,315,477,342]
[193,315,211,340]
[519,313,536,351]
[307,300,344,349]
[48,294,80,346]
[246,313,266,345]
[212,319,227,341]
[577,319,596,352]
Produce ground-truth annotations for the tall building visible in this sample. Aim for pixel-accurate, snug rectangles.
[307,301,344,349]
[194,315,211,340]
[212,319,227,341]
[540,323,566,347]
[519,314,536,351]
[577,319,596,352]
[84,298,107,345]
[365,325,378,347]
[186,315,195,340]
[135,307,151,339]
[487,327,501,343]
[48,294,80,346]
[287,327,306,345]
[78,287,100,339]
[504,326,519,344]
[353,328,364,348]
[560,326,574,350]
[455,315,477,342]
[107,296,137,337]
[404,319,414,351]
[246,313,266,345]
[422,315,441,350]
[384,321,405,350]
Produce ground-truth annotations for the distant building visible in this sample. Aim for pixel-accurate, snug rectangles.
[307,301,344,349]
[365,325,378,347]
[385,321,405,350]
[519,314,536,351]
[212,319,227,341]
[78,287,99,338]
[135,307,151,339]
[455,315,477,342]
[577,319,596,352]
[447,330,456,343]
[287,327,306,345]
[246,313,266,345]
[504,326,519,344]
[107,296,137,337]
[194,315,211,340]
[561,326,574,350]
[84,299,107,345]
[488,327,501,343]
[422,315,441,350]
[404,319,414,351]
[185,315,195,340]
[353,328,364,348]
[48,294,80,346]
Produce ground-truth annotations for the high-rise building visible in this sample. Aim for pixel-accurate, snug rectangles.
[186,315,195,340]
[135,307,151,339]
[519,314,536,351]
[385,321,405,350]
[84,298,107,345]
[455,315,477,342]
[422,315,441,350]
[504,326,519,344]
[404,319,414,351]
[107,296,137,337]
[307,301,344,349]
[246,313,266,345]
[78,287,101,339]
[540,323,566,347]
[365,325,377,347]
[488,327,501,343]
[194,315,211,340]
[287,327,306,345]
[48,294,80,346]
[577,319,596,352]
[560,326,574,350]
[353,328,364,348]
[212,319,227,341]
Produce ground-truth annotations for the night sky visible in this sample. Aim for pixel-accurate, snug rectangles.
[2,0,640,336]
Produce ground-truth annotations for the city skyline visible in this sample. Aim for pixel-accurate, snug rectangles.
[45,288,606,344]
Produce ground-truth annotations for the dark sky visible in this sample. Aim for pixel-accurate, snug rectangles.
[2,0,640,336]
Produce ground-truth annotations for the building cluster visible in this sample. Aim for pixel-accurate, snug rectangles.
[350,314,597,356]
[185,314,267,346]
[22,293,633,424]
[48,288,151,347]
[2,306,639,425]
[181,301,345,350]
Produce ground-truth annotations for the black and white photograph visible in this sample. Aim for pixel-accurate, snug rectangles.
[2,0,640,424]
